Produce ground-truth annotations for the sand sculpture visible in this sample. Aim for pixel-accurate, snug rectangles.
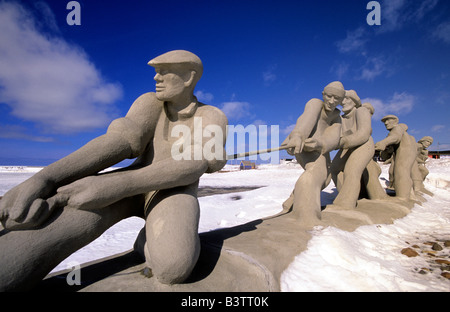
[381,135,434,196]
[282,82,396,228]
[281,81,343,227]
[374,115,418,200]
[412,136,434,195]
[417,136,433,181]
[0,50,228,291]
[0,61,435,291]
[328,90,376,210]
[281,83,426,229]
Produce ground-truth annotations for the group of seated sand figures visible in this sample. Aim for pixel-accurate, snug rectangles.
[0,51,434,290]
[281,80,434,228]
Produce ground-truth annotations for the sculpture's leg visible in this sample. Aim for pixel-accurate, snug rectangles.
[362,160,389,200]
[418,164,429,181]
[292,152,328,228]
[394,137,416,200]
[330,148,347,192]
[388,157,395,188]
[143,184,200,284]
[0,195,144,291]
[332,138,374,209]
[411,161,424,191]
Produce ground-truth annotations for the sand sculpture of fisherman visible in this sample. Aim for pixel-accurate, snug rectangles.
[416,136,433,181]
[327,90,387,210]
[411,136,434,196]
[0,50,228,291]
[281,81,343,228]
[375,115,417,201]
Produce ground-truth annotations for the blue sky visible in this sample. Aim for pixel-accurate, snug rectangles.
[0,0,449,166]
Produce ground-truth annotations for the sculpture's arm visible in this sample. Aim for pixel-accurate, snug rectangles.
[375,125,405,151]
[304,111,341,154]
[53,106,228,211]
[37,92,160,186]
[340,107,372,149]
[0,93,160,228]
[283,98,322,154]
[320,122,342,153]
[52,158,208,211]
[418,149,429,164]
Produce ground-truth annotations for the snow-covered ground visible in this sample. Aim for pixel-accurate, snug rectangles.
[1,159,449,291]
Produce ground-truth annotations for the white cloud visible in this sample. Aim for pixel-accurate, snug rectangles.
[379,0,439,32]
[412,0,439,20]
[194,90,214,103]
[331,62,349,80]
[433,21,450,44]
[431,124,446,132]
[280,124,296,136]
[262,65,277,85]
[33,1,60,33]
[379,0,406,32]
[362,92,415,119]
[0,2,122,135]
[359,57,387,81]
[251,119,267,127]
[0,124,54,142]
[220,101,253,121]
[336,27,368,54]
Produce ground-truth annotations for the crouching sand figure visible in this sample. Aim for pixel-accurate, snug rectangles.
[282,81,343,228]
[328,90,377,210]
[0,50,228,291]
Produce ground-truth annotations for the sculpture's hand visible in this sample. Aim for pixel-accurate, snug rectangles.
[303,138,323,153]
[374,141,386,151]
[0,197,64,230]
[340,136,350,149]
[0,176,56,230]
[55,175,122,211]
[286,136,305,155]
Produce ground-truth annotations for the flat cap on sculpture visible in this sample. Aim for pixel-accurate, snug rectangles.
[148,50,203,70]
[323,81,345,97]
[418,136,433,143]
[381,114,399,122]
[345,90,362,107]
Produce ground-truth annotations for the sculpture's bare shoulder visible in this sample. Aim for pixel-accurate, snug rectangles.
[305,98,323,108]
[106,92,163,158]
[127,92,163,120]
[196,103,228,128]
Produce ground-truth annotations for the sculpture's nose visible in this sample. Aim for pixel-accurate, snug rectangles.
[154,73,163,82]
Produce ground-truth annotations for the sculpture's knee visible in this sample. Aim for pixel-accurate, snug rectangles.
[144,190,201,284]
[149,237,200,284]
[296,167,325,190]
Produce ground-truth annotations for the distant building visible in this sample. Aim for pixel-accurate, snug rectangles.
[428,150,450,159]
[280,158,298,165]
[239,160,256,170]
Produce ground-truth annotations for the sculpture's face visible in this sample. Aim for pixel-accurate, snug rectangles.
[153,65,191,101]
[322,90,344,112]
[384,118,397,130]
[422,140,432,148]
[342,97,356,114]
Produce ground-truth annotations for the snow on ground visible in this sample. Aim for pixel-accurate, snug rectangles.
[0,166,42,195]
[0,159,449,291]
[281,159,450,292]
